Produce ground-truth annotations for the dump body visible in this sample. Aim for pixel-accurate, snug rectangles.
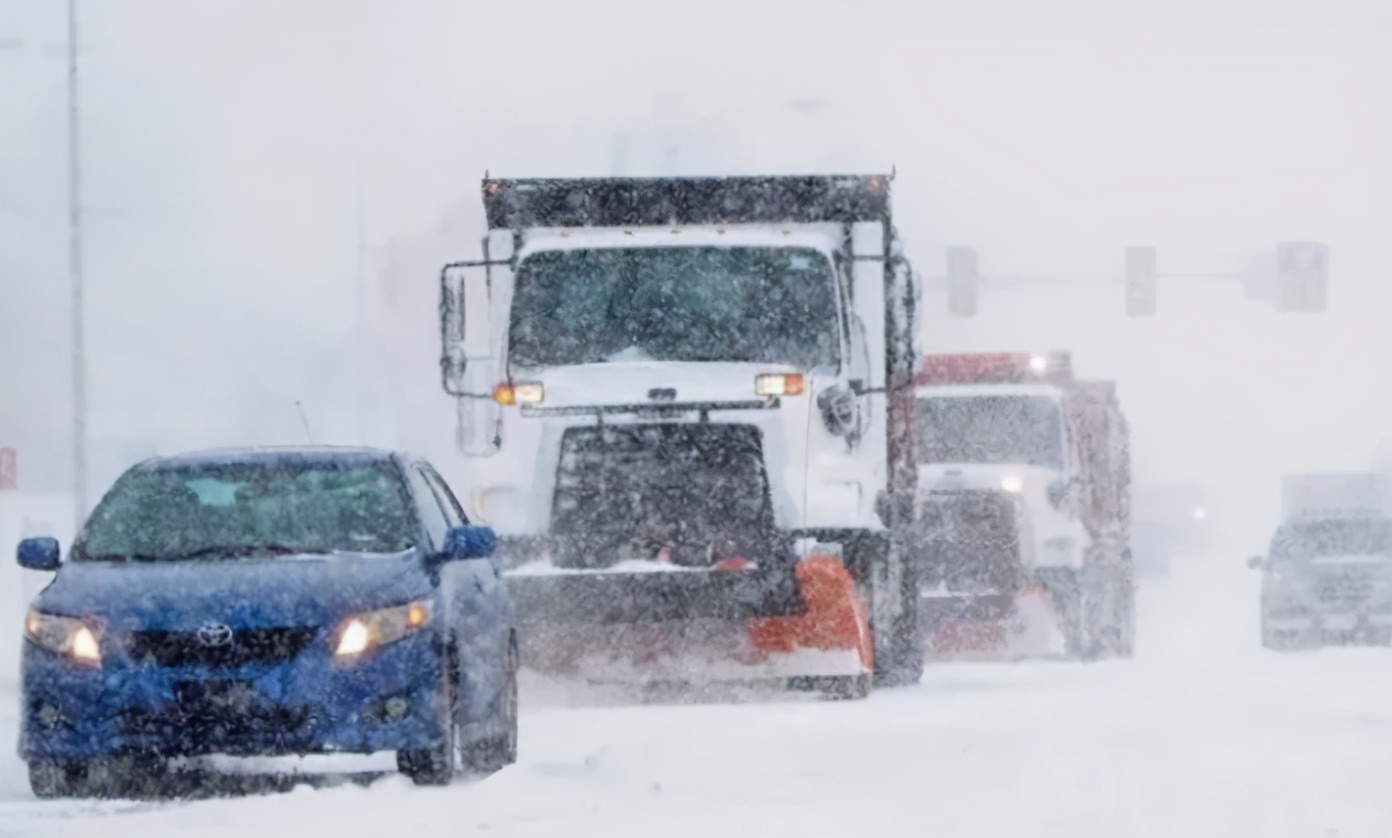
[439,176,924,689]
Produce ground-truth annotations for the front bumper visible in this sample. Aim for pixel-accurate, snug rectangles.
[1263,609,1392,644]
[19,632,445,762]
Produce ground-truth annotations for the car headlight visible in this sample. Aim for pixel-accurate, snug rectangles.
[23,609,102,667]
[333,600,432,659]
[1000,475,1025,494]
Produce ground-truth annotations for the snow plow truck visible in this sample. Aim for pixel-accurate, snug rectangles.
[910,351,1135,660]
[437,175,926,697]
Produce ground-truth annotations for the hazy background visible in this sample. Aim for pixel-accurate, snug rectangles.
[3,0,1391,559]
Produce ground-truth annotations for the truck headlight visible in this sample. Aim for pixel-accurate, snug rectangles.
[1000,475,1025,493]
[333,600,433,659]
[23,609,102,667]
[755,373,804,397]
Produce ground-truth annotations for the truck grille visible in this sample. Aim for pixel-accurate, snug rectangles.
[1315,573,1377,609]
[915,490,1023,596]
[126,627,318,669]
[551,423,779,569]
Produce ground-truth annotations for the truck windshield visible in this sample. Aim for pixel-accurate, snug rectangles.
[75,461,415,561]
[1270,519,1392,563]
[915,394,1064,469]
[509,246,839,369]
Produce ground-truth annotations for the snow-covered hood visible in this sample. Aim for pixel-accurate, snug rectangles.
[514,361,811,409]
[32,551,432,631]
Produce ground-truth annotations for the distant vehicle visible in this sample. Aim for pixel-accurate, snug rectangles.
[435,175,926,696]
[910,352,1135,661]
[1130,483,1219,578]
[1250,472,1392,650]
[16,446,516,798]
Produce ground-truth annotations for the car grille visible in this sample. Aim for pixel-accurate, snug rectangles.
[126,627,319,669]
[1316,573,1377,609]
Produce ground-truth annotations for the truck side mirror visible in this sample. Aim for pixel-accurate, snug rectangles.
[1246,555,1266,570]
[17,537,61,571]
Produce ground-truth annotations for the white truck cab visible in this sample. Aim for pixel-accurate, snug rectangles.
[438,176,926,687]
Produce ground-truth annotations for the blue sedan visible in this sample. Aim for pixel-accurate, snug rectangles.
[16,446,517,797]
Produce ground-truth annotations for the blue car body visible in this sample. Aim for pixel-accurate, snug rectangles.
[17,446,515,780]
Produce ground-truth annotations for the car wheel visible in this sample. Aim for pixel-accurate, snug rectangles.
[399,646,458,786]
[28,760,88,799]
[461,646,519,773]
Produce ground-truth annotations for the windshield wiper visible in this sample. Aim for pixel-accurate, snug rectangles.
[177,544,306,560]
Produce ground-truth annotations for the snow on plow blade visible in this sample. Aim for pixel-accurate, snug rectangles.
[506,555,874,698]
[921,588,1064,661]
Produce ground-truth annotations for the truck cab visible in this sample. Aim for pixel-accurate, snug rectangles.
[438,176,926,689]
[1252,473,1392,650]
[910,351,1134,660]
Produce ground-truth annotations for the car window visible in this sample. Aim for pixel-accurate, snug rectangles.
[404,464,451,552]
[422,467,469,529]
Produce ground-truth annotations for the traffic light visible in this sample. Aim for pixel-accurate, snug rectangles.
[1275,241,1329,312]
[947,247,979,317]
[1125,247,1157,317]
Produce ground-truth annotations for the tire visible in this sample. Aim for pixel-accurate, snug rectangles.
[846,531,922,688]
[461,640,520,774]
[819,673,872,701]
[399,646,458,786]
[29,760,87,799]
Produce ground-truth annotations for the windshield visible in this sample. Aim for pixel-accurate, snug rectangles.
[75,460,415,561]
[508,246,840,369]
[916,394,1064,469]
[1270,519,1392,564]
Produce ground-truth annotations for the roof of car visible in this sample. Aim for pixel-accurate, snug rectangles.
[136,445,402,471]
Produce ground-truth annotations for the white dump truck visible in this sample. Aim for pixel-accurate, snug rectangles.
[437,175,926,693]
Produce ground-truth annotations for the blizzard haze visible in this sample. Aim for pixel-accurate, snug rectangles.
[2,1,1392,833]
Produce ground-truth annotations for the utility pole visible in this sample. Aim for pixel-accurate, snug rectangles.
[67,0,87,530]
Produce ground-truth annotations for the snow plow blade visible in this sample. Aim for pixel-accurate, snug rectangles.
[506,554,874,698]
[921,588,1064,660]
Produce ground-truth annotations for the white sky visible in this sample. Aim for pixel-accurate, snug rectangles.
[2,0,1390,546]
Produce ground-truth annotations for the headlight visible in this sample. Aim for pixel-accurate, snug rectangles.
[23,609,102,667]
[1000,475,1025,493]
[333,600,433,659]
[755,373,805,397]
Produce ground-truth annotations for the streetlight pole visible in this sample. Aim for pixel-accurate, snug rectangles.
[67,0,87,530]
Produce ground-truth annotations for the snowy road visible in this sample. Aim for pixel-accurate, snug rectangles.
[3,566,1390,838]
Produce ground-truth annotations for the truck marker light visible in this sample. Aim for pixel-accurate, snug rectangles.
[513,383,544,404]
[494,383,545,405]
[755,373,805,397]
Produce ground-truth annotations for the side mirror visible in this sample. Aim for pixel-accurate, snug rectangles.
[1246,555,1266,570]
[816,385,860,438]
[1047,479,1076,510]
[441,526,498,561]
[17,537,61,571]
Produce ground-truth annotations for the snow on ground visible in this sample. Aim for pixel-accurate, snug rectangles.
[3,556,1390,838]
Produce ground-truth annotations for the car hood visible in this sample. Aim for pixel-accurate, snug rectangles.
[32,550,432,631]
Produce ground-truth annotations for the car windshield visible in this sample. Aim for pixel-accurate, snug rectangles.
[1270,519,1392,564]
[508,246,840,369]
[75,460,415,561]
[915,394,1064,469]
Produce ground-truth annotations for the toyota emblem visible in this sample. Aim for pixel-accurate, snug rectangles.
[196,622,234,648]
